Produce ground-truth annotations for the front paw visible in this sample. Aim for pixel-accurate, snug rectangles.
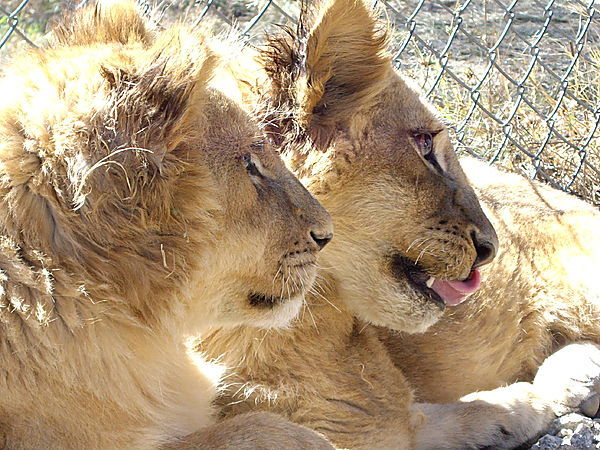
[533,342,600,417]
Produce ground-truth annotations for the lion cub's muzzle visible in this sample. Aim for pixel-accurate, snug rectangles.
[247,255,318,309]
[390,254,446,309]
[246,188,333,309]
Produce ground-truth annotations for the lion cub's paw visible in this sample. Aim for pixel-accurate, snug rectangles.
[163,412,335,450]
[533,342,600,417]
[219,412,336,450]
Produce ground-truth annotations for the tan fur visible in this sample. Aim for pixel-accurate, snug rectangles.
[0,2,336,449]
[380,158,600,399]
[199,0,600,449]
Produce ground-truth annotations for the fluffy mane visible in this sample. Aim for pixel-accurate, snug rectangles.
[0,1,220,336]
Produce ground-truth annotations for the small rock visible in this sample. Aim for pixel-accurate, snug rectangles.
[559,428,575,438]
[531,415,600,449]
[592,420,600,441]
[561,433,573,445]
[531,434,562,449]
[569,423,594,448]
[581,395,600,418]
[574,422,593,434]
[548,414,593,435]
[560,413,594,428]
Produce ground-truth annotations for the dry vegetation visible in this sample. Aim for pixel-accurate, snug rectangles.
[385,0,599,205]
[1,0,598,204]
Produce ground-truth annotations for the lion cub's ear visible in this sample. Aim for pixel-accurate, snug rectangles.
[99,27,217,160]
[50,0,217,160]
[263,0,391,145]
[51,0,152,47]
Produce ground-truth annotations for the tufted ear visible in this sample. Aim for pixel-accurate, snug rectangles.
[262,0,391,146]
[0,1,218,259]
[53,0,216,160]
[51,0,153,47]
[98,26,217,161]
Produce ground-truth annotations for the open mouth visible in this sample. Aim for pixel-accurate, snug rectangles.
[248,259,316,309]
[390,254,481,308]
[248,293,285,309]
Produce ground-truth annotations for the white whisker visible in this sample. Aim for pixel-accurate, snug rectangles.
[307,286,341,313]
[415,242,435,265]
[406,237,429,254]
[303,302,318,330]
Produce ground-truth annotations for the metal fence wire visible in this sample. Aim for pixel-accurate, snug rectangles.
[1,0,599,205]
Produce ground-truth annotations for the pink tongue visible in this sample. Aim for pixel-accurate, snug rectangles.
[431,269,481,306]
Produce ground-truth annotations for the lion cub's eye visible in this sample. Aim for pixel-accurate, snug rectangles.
[241,154,264,181]
[413,133,433,158]
[412,132,442,171]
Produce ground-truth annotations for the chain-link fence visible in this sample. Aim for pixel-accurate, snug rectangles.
[1,0,599,205]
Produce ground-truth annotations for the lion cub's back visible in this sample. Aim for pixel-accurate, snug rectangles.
[462,156,599,305]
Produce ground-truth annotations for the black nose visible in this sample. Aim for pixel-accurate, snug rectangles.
[471,230,497,268]
[310,230,333,250]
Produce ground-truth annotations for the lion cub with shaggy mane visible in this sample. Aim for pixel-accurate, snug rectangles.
[199,0,600,449]
[0,2,337,449]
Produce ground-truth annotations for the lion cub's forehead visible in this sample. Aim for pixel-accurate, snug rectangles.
[376,73,445,134]
[197,89,267,149]
[200,123,280,171]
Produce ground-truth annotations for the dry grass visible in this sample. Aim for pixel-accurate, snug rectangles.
[386,0,600,205]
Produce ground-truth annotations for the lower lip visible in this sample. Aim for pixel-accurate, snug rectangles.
[413,281,446,308]
[248,293,281,308]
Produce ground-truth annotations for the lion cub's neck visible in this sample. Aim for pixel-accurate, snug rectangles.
[198,272,354,368]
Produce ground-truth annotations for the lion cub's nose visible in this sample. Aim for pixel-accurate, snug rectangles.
[471,230,497,268]
[310,230,333,250]
[295,185,334,251]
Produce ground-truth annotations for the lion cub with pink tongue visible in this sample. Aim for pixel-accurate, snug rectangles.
[199,0,600,449]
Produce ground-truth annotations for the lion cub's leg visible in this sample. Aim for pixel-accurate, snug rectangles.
[532,342,600,417]
[162,412,335,450]
[414,342,600,450]
[414,383,554,450]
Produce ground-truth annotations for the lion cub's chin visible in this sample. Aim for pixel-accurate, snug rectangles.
[361,306,443,335]
[345,285,446,335]
[326,260,447,334]
[249,295,304,329]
